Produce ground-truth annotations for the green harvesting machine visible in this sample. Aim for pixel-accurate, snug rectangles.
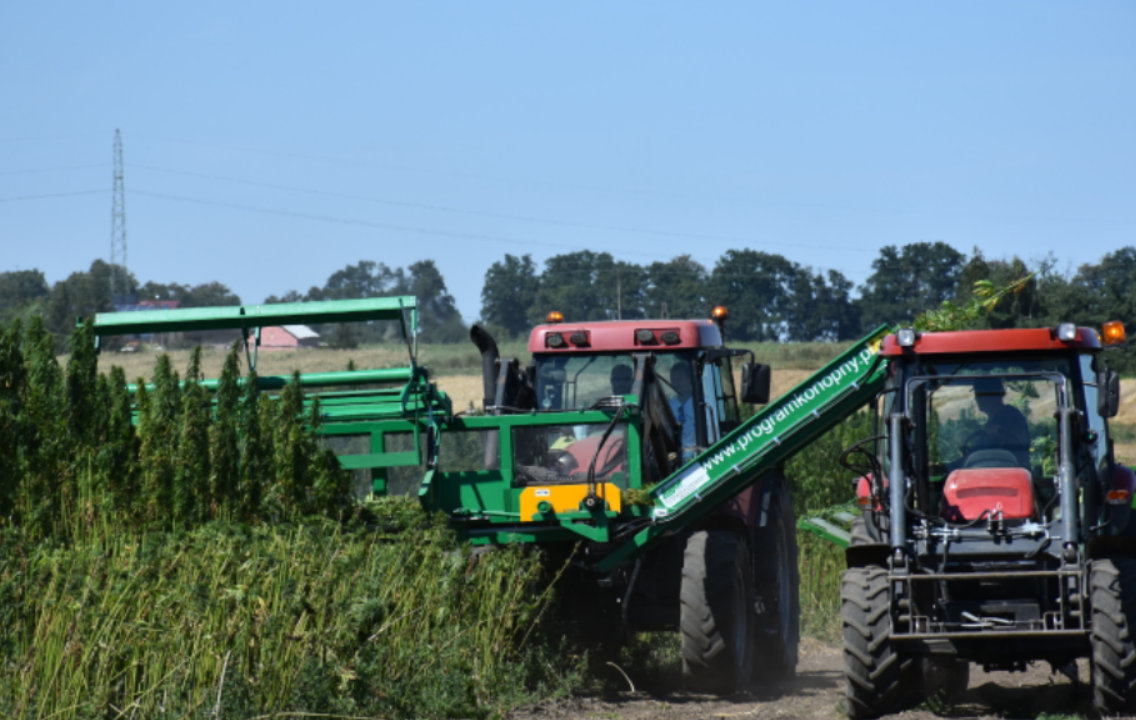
[91,297,891,691]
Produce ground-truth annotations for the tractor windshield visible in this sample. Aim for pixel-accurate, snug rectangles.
[904,357,1076,520]
[918,374,1062,474]
[534,354,637,411]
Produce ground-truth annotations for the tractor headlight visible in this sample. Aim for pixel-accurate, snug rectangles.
[1056,323,1078,342]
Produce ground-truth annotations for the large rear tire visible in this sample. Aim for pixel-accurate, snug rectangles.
[841,565,917,719]
[1091,555,1136,714]
[681,529,753,692]
[752,486,799,686]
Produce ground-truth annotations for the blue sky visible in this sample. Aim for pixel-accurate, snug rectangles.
[3,2,1133,322]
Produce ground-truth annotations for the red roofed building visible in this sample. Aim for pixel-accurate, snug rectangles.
[259,324,320,349]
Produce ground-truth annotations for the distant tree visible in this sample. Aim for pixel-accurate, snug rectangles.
[534,251,645,322]
[264,289,305,304]
[292,260,411,343]
[330,323,359,350]
[1037,247,1136,372]
[0,270,50,325]
[183,282,241,307]
[786,268,861,341]
[644,255,708,319]
[480,254,540,338]
[400,260,466,343]
[1031,255,1081,326]
[136,280,240,307]
[136,281,187,302]
[310,260,402,301]
[857,242,965,331]
[44,260,137,345]
[707,249,799,341]
[1065,247,1136,326]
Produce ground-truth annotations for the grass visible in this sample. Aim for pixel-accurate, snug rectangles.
[797,530,845,642]
[0,500,579,720]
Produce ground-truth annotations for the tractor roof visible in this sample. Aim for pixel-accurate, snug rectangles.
[879,326,1103,357]
[528,318,722,354]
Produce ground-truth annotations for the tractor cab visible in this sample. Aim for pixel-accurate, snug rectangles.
[856,323,1129,542]
[521,312,767,480]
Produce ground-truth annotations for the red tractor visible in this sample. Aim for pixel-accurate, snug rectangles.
[840,322,1134,716]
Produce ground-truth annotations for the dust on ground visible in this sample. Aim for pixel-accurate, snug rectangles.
[506,638,1095,720]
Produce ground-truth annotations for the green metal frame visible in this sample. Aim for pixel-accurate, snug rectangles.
[88,296,448,494]
[419,406,644,544]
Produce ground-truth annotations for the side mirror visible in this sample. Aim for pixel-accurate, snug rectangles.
[1100,368,1121,418]
[741,362,771,405]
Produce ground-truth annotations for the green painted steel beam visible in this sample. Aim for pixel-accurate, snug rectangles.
[89,295,417,336]
[594,325,892,572]
[126,367,417,395]
[797,517,851,548]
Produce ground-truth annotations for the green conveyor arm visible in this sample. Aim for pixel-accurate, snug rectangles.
[595,325,891,572]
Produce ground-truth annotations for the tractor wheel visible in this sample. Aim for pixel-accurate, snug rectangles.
[752,486,800,686]
[841,565,917,719]
[681,529,754,692]
[1090,556,1136,714]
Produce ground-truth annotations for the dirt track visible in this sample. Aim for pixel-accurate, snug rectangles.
[507,638,1096,720]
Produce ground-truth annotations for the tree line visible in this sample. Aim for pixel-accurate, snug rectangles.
[4,242,1136,354]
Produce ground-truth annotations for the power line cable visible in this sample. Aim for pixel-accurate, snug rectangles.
[129,162,869,254]
[0,189,107,202]
[130,188,587,252]
[129,187,873,278]
[0,163,107,177]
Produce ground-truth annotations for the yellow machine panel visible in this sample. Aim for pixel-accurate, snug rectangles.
[519,483,622,520]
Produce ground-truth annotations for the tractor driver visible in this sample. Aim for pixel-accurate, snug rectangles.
[668,363,697,460]
[610,364,633,396]
[967,378,1031,467]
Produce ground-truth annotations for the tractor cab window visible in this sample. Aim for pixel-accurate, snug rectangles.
[512,422,628,486]
[534,354,636,411]
[920,376,1059,473]
[1079,354,1110,476]
[655,353,714,460]
[909,360,1071,520]
[716,356,741,426]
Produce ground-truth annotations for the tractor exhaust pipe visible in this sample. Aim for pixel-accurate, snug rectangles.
[470,324,499,412]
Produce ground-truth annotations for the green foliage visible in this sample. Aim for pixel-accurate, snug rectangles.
[0,510,575,720]
[136,278,241,307]
[481,252,541,338]
[533,250,646,323]
[914,274,1034,332]
[797,529,845,641]
[0,270,49,328]
[270,258,468,344]
[644,254,709,320]
[788,410,876,513]
[0,325,355,541]
[0,322,576,719]
[857,241,966,332]
[708,249,799,341]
